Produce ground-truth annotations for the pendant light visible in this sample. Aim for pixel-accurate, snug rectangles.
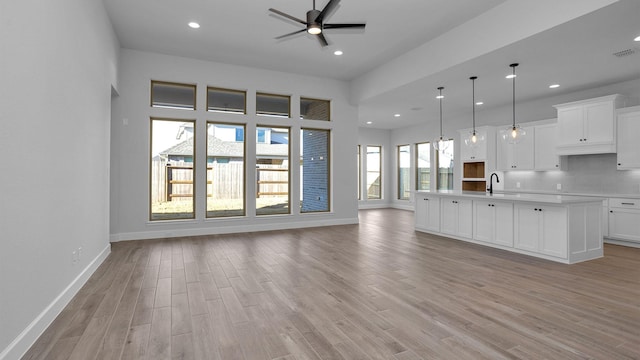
[504,63,526,144]
[433,87,449,151]
[465,76,484,147]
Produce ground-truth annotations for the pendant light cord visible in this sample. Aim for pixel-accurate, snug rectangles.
[511,63,518,129]
[438,87,444,138]
[470,76,476,133]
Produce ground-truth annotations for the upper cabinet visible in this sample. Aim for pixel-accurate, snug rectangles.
[554,94,625,155]
[534,123,565,171]
[616,106,640,170]
[497,126,534,171]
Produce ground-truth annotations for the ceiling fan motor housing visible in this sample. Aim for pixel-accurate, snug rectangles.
[307,9,322,33]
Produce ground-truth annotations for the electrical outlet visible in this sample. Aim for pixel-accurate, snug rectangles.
[72,250,78,265]
[557,183,562,190]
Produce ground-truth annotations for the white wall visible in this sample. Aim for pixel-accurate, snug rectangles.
[0,0,119,358]
[110,49,359,241]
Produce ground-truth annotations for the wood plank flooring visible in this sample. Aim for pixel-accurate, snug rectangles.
[23,209,640,359]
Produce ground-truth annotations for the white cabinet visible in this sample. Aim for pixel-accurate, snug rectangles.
[608,198,640,243]
[554,94,624,155]
[415,195,440,233]
[616,107,640,169]
[497,126,534,171]
[440,197,472,239]
[473,200,513,247]
[514,204,568,259]
[534,123,565,171]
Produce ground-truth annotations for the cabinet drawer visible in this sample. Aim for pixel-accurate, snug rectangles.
[609,198,640,209]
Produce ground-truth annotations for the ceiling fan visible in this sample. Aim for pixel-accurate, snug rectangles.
[269,0,366,47]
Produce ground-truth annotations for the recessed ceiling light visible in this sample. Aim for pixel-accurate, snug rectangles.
[188,22,200,29]
[394,114,401,117]
[635,35,640,41]
[334,50,343,56]
[476,101,484,105]
[366,121,372,124]
[549,84,560,89]
[506,74,516,79]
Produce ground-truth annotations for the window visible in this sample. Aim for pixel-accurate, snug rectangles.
[437,139,454,190]
[300,97,330,121]
[150,118,196,220]
[207,87,246,114]
[256,93,290,118]
[207,122,245,218]
[300,128,330,212]
[366,146,381,199]
[151,81,196,110]
[357,145,361,200]
[256,126,290,215]
[398,145,410,200]
[416,142,431,191]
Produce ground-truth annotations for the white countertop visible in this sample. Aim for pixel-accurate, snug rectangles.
[414,190,605,204]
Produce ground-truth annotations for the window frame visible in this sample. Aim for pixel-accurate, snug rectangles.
[366,145,382,200]
[149,117,197,221]
[415,142,431,191]
[300,97,331,121]
[206,86,247,114]
[256,92,291,118]
[150,80,197,110]
[300,127,331,213]
[206,121,247,218]
[436,139,455,190]
[255,125,292,216]
[397,144,410,200]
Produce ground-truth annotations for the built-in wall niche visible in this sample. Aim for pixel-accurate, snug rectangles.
[462,162,486,191]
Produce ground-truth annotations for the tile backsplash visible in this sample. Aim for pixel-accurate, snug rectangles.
[504,153,640,195]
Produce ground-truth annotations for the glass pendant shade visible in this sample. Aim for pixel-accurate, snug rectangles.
[465,76,480,147]
[505,63,525,144]
[433,86,447,151]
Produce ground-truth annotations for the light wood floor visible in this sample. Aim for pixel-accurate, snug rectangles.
[23,209,640,360]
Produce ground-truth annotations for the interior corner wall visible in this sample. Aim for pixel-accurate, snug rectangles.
[357,127,393,208]
[0,0,119,358]
[109,49,359,241]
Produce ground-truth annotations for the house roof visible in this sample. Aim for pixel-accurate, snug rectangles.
[160,136,288,158]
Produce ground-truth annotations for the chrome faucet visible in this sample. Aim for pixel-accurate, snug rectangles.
[488,172,500,194]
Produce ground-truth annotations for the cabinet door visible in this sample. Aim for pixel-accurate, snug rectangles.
[496,131,515,170]
[493,202,514,247]
[535,124,561,170]
[426,196,441,232]
[539,206,568,258]
[473,201,494,243]
[513,126,534,170]
[514,205,539,252]
[617,111,640,169]
[557,106,584,146]
[457,199,473,239]
[583,101,614,145]
[416,196,440,232]
[609,208,640,242]
[415,196,429,229]
[440,199,458,236]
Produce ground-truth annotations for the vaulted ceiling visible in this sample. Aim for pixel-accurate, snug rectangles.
[104,0,640,129]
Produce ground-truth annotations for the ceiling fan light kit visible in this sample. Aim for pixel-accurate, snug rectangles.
[269,0,366,47]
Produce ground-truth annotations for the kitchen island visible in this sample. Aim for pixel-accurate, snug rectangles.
[414,190,604,264]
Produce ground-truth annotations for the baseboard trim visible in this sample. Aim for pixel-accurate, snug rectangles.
[0,244,111,360]
[110,217,360,242]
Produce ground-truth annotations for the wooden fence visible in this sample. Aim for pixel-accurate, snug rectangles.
[151,160,287,203]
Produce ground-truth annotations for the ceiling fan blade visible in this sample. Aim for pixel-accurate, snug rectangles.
[316,0,340,23]
[323,23,366,29]
[275,29,307,39]
[317,33,329,47]
[269,8,307,24]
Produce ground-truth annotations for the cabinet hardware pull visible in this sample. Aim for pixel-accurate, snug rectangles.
[618,163,622,166]
[610,210,613,213]
[622,202,635,205]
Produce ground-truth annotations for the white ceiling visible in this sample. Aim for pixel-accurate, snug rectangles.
[104,0,640,129]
